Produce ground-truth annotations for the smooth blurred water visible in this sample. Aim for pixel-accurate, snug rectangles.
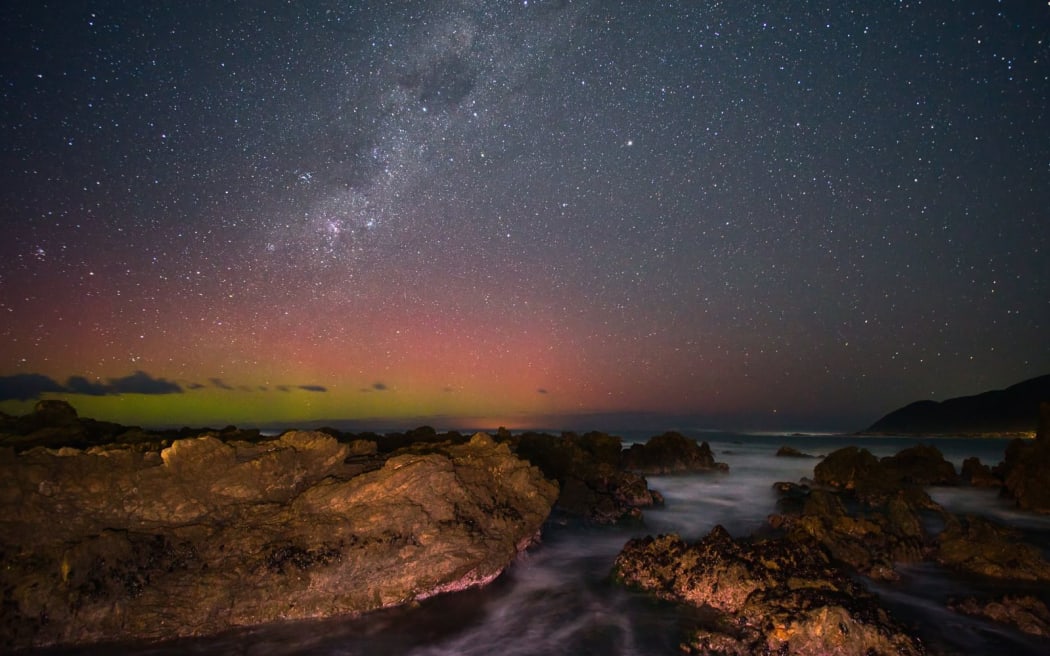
[38,434,1050,656]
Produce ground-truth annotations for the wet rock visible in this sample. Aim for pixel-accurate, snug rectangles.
[621,431,728,474]
[949,595,1050,637]
[813,444,957,503]
[0,431,558,650]
[771,481,811,517]
[812,446,882,492]
[777,444,956,580]
[513,431,660,524]
[612,526,925,655]
[935,514,1050,581]
[999,402,1050,512]
[779,488,932,580]
[880,444,959,485]
[775,445,815,458]
[960,456,1000,487]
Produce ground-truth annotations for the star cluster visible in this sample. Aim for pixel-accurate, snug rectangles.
[2,1,1047,430]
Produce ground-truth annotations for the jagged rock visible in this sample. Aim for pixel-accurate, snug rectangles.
[812,446,881,491]
[999,402,1050,512]
[949,595,1050,637]
[368,425,469,453]
[960,456,1000,487]
[621,431,728,474]
[0,431,558,650]
[776,444,962,580]
[779,488,932,580]
[0,400,152,451]
[935,514,1050,581]
[880,444,959,485]
[612,527,925,655]
[812,444,956,503]
[512,431,660,524]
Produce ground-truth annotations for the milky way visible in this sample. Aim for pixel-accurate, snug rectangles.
[2,1,1048,430]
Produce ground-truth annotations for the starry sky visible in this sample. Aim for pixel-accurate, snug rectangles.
[1,1,1048,432]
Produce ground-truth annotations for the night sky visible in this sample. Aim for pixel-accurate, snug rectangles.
[2,1,1048,431]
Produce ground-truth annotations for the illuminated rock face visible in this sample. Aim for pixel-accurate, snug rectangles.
[0,431,558,650]
[612,527,926,656]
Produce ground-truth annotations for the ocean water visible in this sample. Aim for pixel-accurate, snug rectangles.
[40,434,1050,656]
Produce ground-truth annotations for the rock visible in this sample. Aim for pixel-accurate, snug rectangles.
[960,456,1000,487]
[32,399,80,425]
[935,514,1050,581]
[0,401,151,451]
[812,446,882,491]
[778,488,932,580]
[368,425,471,453]
[999,402,1050,512]
[777,445,957,580]
[512,431,660,524]
[620,431,728,474]
[776,445,815,458]
[812,445,957,503]
[880,444,959,485]
[0,430,558,650]
[949,595,1050,637]
[612,527,925,655]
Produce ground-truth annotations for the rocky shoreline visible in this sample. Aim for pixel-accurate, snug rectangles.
[0,402,722,651]
[2,401,1050,654]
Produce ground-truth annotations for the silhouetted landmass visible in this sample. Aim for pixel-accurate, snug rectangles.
[863,374,1050,435]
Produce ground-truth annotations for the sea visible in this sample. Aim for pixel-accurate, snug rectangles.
[40,433,1050,656]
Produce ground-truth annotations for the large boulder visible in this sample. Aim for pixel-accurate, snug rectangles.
[512,431,660,524]
[880,444,959,485]
[812,446,882,492]
[960,456,1001,487]
[612,526,925,655]
[778,445,960,580]
[0,431,558,650]
[812,444,956,503]
[780,488,932,580]
[621,431,728,474]
[999,402,1050,512]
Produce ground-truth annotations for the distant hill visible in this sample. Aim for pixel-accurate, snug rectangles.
[864,374,1050,435]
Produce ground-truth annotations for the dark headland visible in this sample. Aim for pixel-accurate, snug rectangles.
[862,374,1050,436]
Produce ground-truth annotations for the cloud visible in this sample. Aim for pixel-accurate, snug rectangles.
[186,382,207,390]
[0,371,182,401]
[276,385,291,392]
[298,385,327,392]
[65,375,110,396]
[209,378,234,390]
[107,371,182,395]
[0,373,66,401]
